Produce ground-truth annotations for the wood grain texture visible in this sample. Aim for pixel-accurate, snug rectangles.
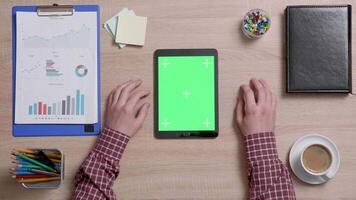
[1,0,356,199]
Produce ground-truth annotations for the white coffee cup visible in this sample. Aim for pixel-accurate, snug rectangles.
[299,143,333,177]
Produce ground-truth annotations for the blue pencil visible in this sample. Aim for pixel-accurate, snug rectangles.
[11,157,33,165]
[15,168,30,172]
[12,171,36,175]
[17,165,46,170]
[15,167,61,172]
[18,161,32,165]
[14,168,44,172]
[11,167,60,176]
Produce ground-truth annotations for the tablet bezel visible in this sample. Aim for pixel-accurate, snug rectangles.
[154,49,219,139]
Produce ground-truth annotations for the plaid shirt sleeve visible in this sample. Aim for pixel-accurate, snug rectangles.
[71,127,130,200]
[244,132,296,200]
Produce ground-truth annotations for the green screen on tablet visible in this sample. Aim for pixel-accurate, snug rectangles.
[158,56,215,131]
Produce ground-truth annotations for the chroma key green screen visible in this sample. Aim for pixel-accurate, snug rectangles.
[158,56,215,131]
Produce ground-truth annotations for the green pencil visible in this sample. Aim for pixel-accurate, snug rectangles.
[15,152,57,173]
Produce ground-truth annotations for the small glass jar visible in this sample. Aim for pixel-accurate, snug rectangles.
[242,9,271,39]
[13,148,64,189]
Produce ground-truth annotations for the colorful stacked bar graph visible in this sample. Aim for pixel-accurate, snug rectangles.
[28,90,85,116]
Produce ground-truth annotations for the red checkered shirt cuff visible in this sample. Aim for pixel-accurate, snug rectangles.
[244,132,278,163]
[93,127,130,161]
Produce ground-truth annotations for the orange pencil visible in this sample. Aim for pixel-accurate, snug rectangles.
[17,177,60,183]
[15,149,36,154]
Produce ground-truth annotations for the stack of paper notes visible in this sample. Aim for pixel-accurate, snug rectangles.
[104,8,147,48]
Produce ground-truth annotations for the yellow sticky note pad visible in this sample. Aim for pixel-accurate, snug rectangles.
[115,15,147,46]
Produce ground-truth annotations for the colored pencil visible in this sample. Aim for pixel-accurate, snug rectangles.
[12,168,32,172]
[18,156,61,163]
[50,158,61,163]
[23,152,53,161]
[17,177,60,183]
[13,159,61,167]
[12,160,32,165]
[17,165,44,170]
[15,149,62,159]
[17,148,61,155]
[15,148,36,154]
[10,168,59,176]
[13,163,61,173]
[43,151,62,159]
[11,171,36,175]
[12,174,53,179]
[14,152,57,173]
[29,168,60,176]
[13,167,56,173]
[22,153,36,158]
[12,156,30,163]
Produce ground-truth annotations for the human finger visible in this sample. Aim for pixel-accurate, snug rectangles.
[111,80,132,105]
[251,78,266,105]
[236,96,244,124]
[241,84,256,110]
[116,80,142,107]
[126,90,151,111]
[259,79,272,105]
[135,103,150,126]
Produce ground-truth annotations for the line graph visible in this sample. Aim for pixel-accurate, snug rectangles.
[20,63,41,74]
[23,25,91,48]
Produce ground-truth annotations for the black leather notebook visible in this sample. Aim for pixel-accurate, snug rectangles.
[286,5,352,93]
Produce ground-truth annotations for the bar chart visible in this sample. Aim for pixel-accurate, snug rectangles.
[28,90,85,116]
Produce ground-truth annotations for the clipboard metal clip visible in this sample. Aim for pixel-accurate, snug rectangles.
[37,4,74,16]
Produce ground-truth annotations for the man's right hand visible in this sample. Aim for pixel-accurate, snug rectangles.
[235,78,277,136]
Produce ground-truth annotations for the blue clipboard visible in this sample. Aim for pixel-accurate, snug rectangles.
[12,5,101,137]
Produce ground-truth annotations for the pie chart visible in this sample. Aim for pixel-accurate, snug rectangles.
[75,65,88,77]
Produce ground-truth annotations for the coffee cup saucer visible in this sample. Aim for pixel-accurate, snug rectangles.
[289,134,340,184]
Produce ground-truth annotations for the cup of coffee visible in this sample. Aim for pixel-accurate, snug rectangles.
[300,144,333,176]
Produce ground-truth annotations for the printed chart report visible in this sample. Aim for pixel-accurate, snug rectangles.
[15,12,98,124]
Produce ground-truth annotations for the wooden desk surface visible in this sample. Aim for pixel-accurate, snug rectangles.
[1,0,356,199]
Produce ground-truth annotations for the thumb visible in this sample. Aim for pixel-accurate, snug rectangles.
[236,96,244,124]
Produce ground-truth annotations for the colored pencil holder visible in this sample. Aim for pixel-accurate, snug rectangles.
[12,148,65,189]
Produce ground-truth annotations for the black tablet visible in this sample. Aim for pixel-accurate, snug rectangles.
[154,49,218,138]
